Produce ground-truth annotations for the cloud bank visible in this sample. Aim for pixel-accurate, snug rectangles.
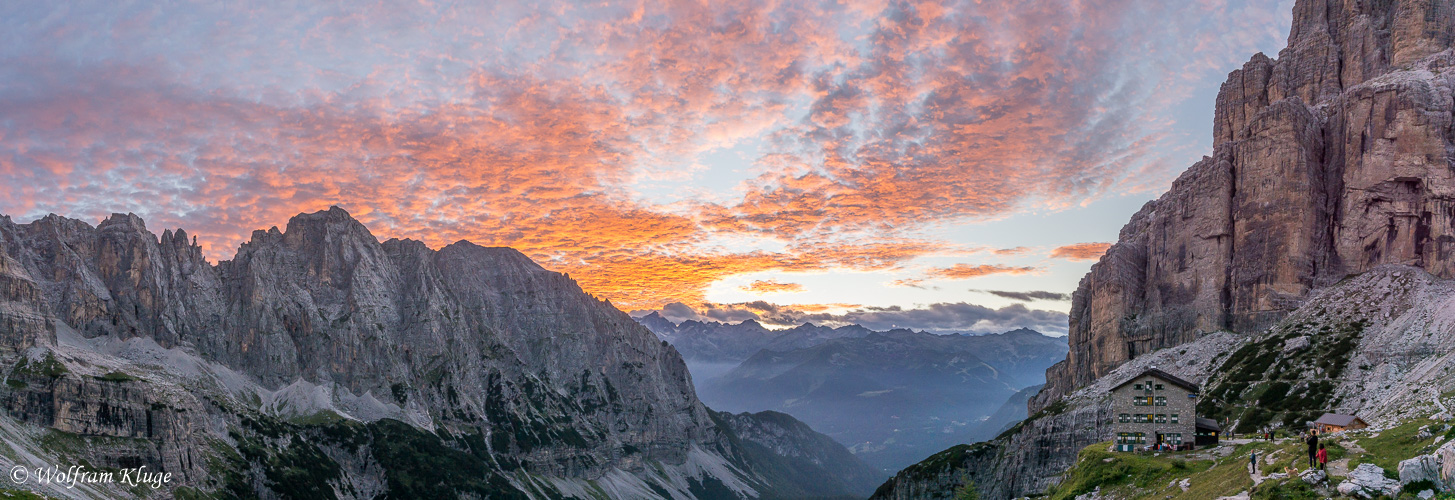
[635,300,1069,336]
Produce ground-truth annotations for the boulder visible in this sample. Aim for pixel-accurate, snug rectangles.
[1299,468,1326,485]
[1402,438,1455,493]
[1440,439,1455,488]
[1281,336,1311,354]
[1399,454,1442,488]
[1339,464,1402,498]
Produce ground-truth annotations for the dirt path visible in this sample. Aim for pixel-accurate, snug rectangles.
[1327,439,1366,478]
[1248,449,1284,486]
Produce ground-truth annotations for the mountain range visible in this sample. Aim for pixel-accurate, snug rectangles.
[638,315,1067,472]
[0,207,878,499]
[636,313,878,370]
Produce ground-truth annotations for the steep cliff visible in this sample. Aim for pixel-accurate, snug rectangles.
[1034,0,1455,411]
[0,208,859,499]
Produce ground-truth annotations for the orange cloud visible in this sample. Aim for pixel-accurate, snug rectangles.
[0,1,1294,311]
[740,280,806,294]
[1050,242,1113,261]
[926,264,1042,280]
[993,247,1034,256]
[887,279,928,289]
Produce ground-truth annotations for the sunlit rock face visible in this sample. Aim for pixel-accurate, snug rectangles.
[1034,0,1455,412]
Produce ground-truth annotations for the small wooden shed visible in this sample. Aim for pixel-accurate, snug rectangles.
[1313,413,1368,434]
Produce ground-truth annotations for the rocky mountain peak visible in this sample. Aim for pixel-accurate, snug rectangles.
[438,240,544,272]
[279,205,377,249]
[98,212,148,233]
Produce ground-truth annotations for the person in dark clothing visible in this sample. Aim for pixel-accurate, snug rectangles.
[1306,430,1319,468]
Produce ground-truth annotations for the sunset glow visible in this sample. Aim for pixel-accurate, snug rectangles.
[0,0,1296,333]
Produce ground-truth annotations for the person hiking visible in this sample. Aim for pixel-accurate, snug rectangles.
[1306,430,1319,469]
[1317,443,1328,471]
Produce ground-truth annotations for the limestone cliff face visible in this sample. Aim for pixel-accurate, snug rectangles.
[1034,0,1455,411]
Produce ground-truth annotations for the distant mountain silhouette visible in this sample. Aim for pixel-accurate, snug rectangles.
[639,315,1067,472]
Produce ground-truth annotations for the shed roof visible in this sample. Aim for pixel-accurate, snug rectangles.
[1195,418,1221,432]
[1110,368,1199,393]
[1314,413,1365,427]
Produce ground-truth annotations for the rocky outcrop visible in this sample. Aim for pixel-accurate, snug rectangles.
[1035,0,1455,411]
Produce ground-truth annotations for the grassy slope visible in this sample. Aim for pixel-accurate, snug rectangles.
[1046,442,1249,500]
[1050,418,1455,500]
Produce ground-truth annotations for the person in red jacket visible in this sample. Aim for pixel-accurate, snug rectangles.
[1316,443,1328,471]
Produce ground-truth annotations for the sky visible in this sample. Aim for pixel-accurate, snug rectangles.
[0,0,1295,335]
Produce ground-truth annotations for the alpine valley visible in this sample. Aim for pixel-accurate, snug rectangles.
[637,316,1067,473]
